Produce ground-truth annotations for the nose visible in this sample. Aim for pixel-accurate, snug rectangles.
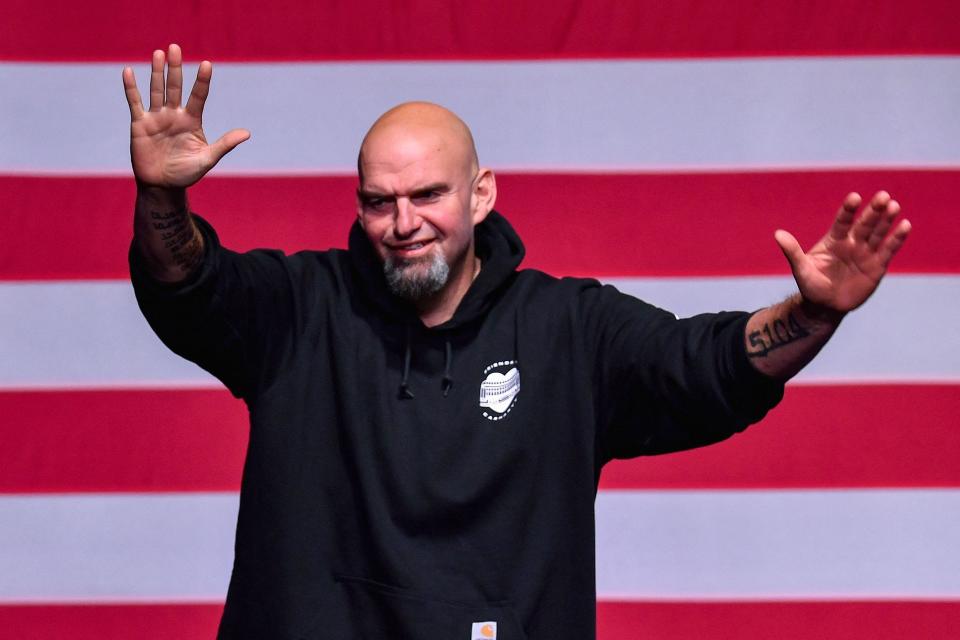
[393,197,421,238]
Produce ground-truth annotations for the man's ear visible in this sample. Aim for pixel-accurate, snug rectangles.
[355,189,366,229]
[471,168,497,224]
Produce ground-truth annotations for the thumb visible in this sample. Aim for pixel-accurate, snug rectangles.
[774,229,804,273]
[209,128,251,164]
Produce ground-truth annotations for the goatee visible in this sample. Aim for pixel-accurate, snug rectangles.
[384,251,450,301]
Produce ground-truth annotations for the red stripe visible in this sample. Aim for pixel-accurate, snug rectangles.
[1,601,956,639]
[2,1,958,61]
[0,390,247,493]
[600,384,960,490]
[0,603,222,640]
[3,385,958,493]
[596,600,960,640]
[2,170,955,281]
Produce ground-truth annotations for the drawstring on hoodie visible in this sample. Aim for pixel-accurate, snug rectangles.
[399,324,415,400]
[398,326,456,399]
[441,339,453,397]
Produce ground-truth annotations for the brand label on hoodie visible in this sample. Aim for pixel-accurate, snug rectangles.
[471,621,497,639]
[479,360,520,421]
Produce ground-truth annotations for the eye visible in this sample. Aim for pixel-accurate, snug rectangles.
[362,196,393,213]
[411,190,440,204]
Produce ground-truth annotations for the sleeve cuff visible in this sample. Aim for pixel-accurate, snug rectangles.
[728,311,787,404]
[128,213,221,298]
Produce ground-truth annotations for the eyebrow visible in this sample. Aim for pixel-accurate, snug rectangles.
[357,183,451,201]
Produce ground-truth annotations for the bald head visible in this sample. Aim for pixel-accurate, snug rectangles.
[358,102,478,184]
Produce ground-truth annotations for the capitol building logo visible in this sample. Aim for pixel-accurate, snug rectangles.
[479,360,520,421]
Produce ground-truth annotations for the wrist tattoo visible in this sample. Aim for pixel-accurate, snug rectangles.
[746,313,811,358]
[150,210,202,273]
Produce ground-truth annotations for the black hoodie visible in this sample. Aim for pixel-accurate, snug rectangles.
[131,210,783,639]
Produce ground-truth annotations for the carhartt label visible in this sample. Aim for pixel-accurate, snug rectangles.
[471,621,497,639]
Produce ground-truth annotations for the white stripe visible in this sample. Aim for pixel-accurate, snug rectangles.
[605,274,960,383]
[2,57,958,174]
[595,489,960,600]
[0,281,219,389]
[1,275,956,389]
[1,490,958,601]
[0,493,237,602]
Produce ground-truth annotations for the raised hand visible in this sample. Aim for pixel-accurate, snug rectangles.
[122,44,250,188]
[774,191,912,314]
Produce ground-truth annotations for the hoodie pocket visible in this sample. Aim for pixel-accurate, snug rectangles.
[329,573,528,640]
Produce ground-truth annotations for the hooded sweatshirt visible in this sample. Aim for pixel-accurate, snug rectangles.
[131,210,784,640]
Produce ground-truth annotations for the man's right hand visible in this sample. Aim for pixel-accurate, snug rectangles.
[123,44,249,188]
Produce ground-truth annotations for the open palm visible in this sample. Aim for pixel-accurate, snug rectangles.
[775,191,911,313]
[123,44,249,188]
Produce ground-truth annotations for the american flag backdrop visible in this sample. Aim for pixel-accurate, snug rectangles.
[2,1,960,638]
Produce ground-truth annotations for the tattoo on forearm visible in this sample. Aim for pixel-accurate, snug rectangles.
[150,210,202,272]
[746,313,811,358]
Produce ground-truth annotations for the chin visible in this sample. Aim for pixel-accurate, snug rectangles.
[384,252,450,301]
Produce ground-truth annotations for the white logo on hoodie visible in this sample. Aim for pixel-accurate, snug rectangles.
[479,360,520,420]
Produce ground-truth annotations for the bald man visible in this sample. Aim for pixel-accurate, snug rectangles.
[125,46,910,639]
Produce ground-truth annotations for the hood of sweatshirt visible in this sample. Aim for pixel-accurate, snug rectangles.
[349,211,524,400]
[346,210,526,329]
[347,211,526,399]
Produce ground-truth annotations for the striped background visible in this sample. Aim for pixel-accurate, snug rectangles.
[2,2,959,638]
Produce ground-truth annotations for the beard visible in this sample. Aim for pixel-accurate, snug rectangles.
[383,250,450,301]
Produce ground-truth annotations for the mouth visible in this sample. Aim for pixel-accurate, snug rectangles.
[387,239,435,259]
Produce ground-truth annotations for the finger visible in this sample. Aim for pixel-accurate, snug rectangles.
[166,43,183,108]
[828,192,861,240]
[852,190,889,243]
[867,198,900,250]
[774,229,804,274]
[208,128,251,165]
[185,60,213,118]
[870,190,891,209]
[879,219,912,268]
[149,49,165,112]
[122,66,145,120]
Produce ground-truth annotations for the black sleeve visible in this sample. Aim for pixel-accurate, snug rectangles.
[129,214,303,400]
[582,283,785,461]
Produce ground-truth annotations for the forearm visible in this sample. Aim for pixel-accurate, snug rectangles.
[133,184,204,283]
[744,294,844,380]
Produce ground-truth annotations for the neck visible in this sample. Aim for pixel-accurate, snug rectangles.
[417,254,481,327]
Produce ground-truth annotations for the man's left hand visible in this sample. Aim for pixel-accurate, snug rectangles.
[774,191,912,314]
